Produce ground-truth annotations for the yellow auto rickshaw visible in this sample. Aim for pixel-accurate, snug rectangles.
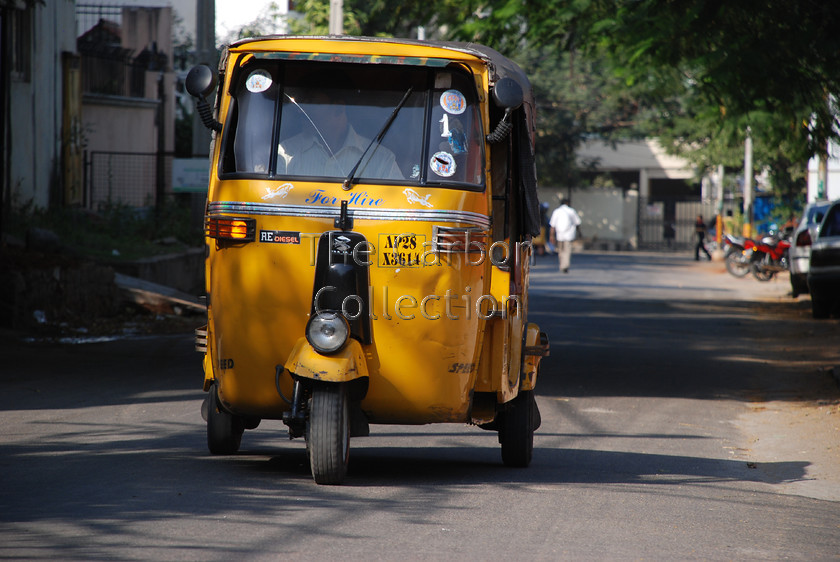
[187,36,549,484]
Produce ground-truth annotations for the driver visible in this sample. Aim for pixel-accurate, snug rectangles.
[279,89,403,180]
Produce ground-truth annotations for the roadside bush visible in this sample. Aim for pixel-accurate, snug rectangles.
[7,197,203,261]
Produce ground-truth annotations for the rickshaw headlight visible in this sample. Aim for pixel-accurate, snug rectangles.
[306,311,350,354]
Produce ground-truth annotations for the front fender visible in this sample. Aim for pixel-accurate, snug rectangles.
[284,337,369,383]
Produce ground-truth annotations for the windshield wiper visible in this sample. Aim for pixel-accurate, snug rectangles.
[284,93,337,159]
[342,87,413,191]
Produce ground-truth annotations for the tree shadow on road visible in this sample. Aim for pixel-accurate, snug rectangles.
[532,289,840,404]
[340,443,808,488]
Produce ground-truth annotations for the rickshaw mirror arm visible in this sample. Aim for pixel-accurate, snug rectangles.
[486,108,513,144]
[186,64,222,132]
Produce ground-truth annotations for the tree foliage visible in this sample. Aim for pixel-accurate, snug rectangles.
[224,0,462,39]
[591,2,836,204]
[286,0,456,37]
[220,1,840,198]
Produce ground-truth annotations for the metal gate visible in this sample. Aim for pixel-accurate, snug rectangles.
[638,198,719,251]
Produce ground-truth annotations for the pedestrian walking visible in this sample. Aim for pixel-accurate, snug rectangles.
[530,202,551,265]
[549,198,582,273]
[541,201,555,255]
[695,214,712,260]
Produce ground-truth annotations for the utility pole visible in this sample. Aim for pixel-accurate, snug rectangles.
[193,0,216,158]
[715,164,724,245]
[329,0,343,35]
[817,92,831,201]
[189,0,217,231]
[743,129,754,238]
[818,145,828,200]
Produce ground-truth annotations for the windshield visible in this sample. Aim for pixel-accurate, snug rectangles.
[821,204,840,237]
[220,60,484,188]
[805,203,829,226]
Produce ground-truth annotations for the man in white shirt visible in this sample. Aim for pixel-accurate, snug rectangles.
[549,198,582,273]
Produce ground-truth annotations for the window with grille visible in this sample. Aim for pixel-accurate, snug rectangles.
[9,6,32,82]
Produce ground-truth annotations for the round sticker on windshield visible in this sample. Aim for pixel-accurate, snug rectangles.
[245,69,273,93]
[440,90,467,114]
[431,151,456,177]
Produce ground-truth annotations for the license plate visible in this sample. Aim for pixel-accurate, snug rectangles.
[378,233,426,267]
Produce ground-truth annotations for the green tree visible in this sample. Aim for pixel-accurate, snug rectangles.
[521,46,657,186]
[450,1,840,202]
[218,1,619,185]
[221,1,839,199]
[281,0,470,37]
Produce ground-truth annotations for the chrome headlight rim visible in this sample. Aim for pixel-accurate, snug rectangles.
[305,310,350,355]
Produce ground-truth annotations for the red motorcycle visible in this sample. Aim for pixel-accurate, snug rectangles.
[723,233,752,277]
[747,233,790,281]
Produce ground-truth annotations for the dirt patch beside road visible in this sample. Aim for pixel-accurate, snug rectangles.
[684,259,840,500]
[737,290,840,501]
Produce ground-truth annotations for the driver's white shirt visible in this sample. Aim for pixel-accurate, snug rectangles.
[280,125,403,179]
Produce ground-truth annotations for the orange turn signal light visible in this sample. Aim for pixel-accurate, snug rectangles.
[205,216,256,241]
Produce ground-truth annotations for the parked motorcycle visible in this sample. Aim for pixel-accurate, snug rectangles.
[748,232,790,281]
[723,233,752,277]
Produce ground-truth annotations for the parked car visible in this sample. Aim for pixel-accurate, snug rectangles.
[807,200,840,318]
[789,200,831,297]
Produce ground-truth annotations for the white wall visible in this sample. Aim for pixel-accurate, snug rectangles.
[7,1,77,208]
[79,6,176,208]
[807,150,840,202]
[82,98,159,154]
[571,187,625,241]
[539,186,639,248]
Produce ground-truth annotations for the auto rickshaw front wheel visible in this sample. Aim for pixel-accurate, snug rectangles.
[207,385,245,455]
[499,390,537,467]
[306,382,350,485]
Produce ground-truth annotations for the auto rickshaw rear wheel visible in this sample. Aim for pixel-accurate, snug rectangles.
[306,382,350,485]
[499,390,535,467]
[207,385,245,455]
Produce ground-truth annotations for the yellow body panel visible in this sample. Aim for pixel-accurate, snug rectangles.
[205,192,490,422]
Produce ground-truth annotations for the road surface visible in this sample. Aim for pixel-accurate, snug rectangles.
[1,252,838,559]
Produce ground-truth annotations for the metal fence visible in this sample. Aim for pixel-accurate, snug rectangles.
[77,4,123,38]
[84,151,173,211]
[637,197,720,251]
[80,52,147,98]
[76,4,167,98]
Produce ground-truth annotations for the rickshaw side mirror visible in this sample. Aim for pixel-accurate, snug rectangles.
[186,64,217,99]
[491,77,523,110]
[185,65,222,133]
[487,78,524,143]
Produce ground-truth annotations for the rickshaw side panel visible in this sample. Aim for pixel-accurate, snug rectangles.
[205,231,314,417]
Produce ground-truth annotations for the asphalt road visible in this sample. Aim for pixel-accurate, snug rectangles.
[1,252,839,560]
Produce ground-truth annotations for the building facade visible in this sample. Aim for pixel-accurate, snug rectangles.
[0,0,77,216]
